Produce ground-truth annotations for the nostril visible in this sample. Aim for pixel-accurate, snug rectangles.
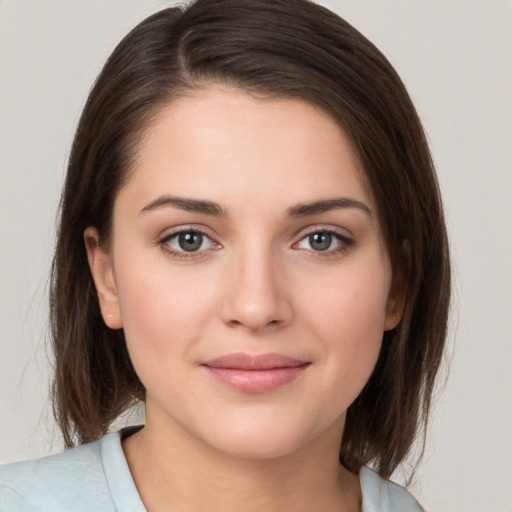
[225,317,283,331]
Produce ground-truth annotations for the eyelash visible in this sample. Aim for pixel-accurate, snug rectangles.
[158,227,219,260]
[292,228,354,258]
[157,227,354,260]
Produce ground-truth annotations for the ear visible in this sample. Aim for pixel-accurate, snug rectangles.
[84,227,123,329]
[384,268,406,331]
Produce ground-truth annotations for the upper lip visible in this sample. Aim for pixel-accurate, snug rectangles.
[202,352,309,370]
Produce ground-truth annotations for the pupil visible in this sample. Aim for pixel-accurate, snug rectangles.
[309,232,331,251]
[178,232,202,252]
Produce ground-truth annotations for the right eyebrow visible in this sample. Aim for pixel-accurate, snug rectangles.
[139,195,227,217]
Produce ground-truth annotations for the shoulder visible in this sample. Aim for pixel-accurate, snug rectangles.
[0,435,115,512]
[360,467,425,512]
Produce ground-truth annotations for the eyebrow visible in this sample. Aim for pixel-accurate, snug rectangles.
[139,195,227,216]
[286,197,372,218]
[139,194,372,218]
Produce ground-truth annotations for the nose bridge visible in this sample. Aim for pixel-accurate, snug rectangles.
[221,237,291,330]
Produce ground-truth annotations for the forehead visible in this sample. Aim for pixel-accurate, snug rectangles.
[119,87,375,215]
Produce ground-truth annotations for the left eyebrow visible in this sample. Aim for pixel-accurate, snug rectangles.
[286,197,373,218]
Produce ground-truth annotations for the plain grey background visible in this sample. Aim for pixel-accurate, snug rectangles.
[1,1,511,511]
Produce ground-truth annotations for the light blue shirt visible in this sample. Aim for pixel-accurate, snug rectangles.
[0,430,423,511]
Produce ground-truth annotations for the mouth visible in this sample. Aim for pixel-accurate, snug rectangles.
[201,352,311,393]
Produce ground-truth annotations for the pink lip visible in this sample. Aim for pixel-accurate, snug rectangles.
[201,353,310,393]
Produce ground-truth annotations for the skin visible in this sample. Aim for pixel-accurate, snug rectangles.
[85,87,404,512]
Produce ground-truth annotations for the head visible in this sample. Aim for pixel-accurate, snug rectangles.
[51,0,450,478]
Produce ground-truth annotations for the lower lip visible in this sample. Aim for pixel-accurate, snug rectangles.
[203,365,309,393]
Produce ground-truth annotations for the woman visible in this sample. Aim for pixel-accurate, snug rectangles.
[0,0,450,510]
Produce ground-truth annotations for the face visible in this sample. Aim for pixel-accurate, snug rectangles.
[86,87,403,460]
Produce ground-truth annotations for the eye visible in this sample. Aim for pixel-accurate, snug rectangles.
[294,230,353,254]
[160,230,217,255]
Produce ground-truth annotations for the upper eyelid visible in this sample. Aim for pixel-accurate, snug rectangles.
[295,230,353,247]
[158,225,218,243]
[293,225,353,240]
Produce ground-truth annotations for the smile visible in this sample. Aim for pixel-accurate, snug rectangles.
[201,353,311,393]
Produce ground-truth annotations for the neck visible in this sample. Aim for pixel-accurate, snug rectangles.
[123,413,361,512]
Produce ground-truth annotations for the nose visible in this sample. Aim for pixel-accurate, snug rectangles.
[220,246,293,332]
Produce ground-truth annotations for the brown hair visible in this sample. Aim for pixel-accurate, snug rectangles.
[50,0,450,478]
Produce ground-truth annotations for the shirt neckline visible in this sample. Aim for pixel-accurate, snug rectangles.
[99,427,420,512]
[100,428,147,512]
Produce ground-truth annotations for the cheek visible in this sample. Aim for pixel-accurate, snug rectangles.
[113,254,219,364]
[298,258,391,390]
[303,261,390,341]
